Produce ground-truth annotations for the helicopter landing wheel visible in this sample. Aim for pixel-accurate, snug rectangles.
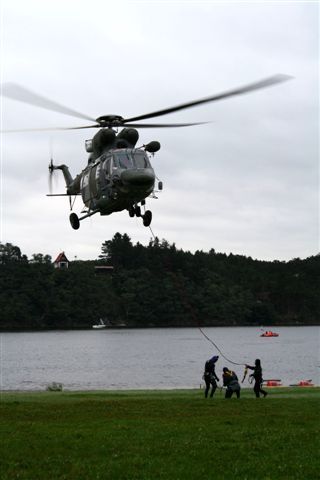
[69,213,80,230]
[134,205,141,217]
[143,210,152,227]
[128,206,135,218]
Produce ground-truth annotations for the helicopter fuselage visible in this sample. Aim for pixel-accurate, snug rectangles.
[76,148,156,215]
[51,127,160,229]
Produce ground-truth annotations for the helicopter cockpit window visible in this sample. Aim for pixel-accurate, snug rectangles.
[114,152,134,170]
[133,152,148,169]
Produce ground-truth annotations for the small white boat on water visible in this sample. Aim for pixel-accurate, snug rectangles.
[92,318,106,329]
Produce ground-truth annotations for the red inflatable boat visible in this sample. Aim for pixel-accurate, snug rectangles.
[260,330,279,337]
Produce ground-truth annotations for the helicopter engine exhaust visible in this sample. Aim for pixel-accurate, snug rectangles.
[116,128,139,148]
[88,127,140,161]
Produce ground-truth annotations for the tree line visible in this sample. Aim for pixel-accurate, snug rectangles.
[0,234,319,330]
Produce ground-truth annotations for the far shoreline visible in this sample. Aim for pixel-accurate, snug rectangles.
[0,323,319,333]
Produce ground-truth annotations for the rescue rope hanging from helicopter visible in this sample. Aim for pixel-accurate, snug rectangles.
[148,226,245,366]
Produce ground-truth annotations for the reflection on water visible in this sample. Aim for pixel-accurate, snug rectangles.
[0,326,319,390]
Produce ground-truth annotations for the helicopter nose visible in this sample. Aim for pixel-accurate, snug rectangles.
[120,169,155,187]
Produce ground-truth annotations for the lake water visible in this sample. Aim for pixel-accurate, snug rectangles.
[0,326,319,391]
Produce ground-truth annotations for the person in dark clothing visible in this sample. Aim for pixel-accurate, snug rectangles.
[203,355,219,398]
[222,367,241,398]
[246,359,268,398]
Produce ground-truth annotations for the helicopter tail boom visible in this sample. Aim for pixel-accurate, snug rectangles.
[49,163,80,195]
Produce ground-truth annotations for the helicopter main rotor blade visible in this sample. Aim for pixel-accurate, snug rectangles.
[1,124,101,133]
[123,74,293,123]
[122,121,209,128]
[1,83,96,122]
[1,122,207,133]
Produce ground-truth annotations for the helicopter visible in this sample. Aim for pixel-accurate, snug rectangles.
[1,74,291,229]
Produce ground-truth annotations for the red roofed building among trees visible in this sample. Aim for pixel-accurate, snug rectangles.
[54,252,69,269]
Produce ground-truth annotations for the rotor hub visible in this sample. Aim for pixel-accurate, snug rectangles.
[96,115,125,127]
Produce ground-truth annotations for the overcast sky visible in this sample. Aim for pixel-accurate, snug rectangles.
[1,0,319,262]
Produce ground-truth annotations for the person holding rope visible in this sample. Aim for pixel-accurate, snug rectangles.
[246,359,268,398]
[222,367,241,398]
[203,355,220,398]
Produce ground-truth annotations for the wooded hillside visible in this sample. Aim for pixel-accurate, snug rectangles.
[0,234,319,330]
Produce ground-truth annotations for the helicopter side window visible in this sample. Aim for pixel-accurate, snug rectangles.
[102,157,112,175]
[82,172,89,187]
[95,164,101,181]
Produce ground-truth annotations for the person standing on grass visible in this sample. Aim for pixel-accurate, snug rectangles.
[203,355,220,398]
[246,359,268,398]
[222,367,241,398]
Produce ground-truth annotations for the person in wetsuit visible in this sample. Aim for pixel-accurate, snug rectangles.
[203,355,220,398]
[246,359,268,398]
[222,367,241,398]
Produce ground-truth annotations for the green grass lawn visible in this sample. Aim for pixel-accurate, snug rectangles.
[1,388,319,480]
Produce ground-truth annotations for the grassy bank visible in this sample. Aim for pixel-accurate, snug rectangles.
[1,388,319,479]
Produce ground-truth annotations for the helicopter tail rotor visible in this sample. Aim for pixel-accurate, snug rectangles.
[48,158,55,194]
[48,140,59,194]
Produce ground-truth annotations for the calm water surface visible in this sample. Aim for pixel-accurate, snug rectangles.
[0,327,319,391]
